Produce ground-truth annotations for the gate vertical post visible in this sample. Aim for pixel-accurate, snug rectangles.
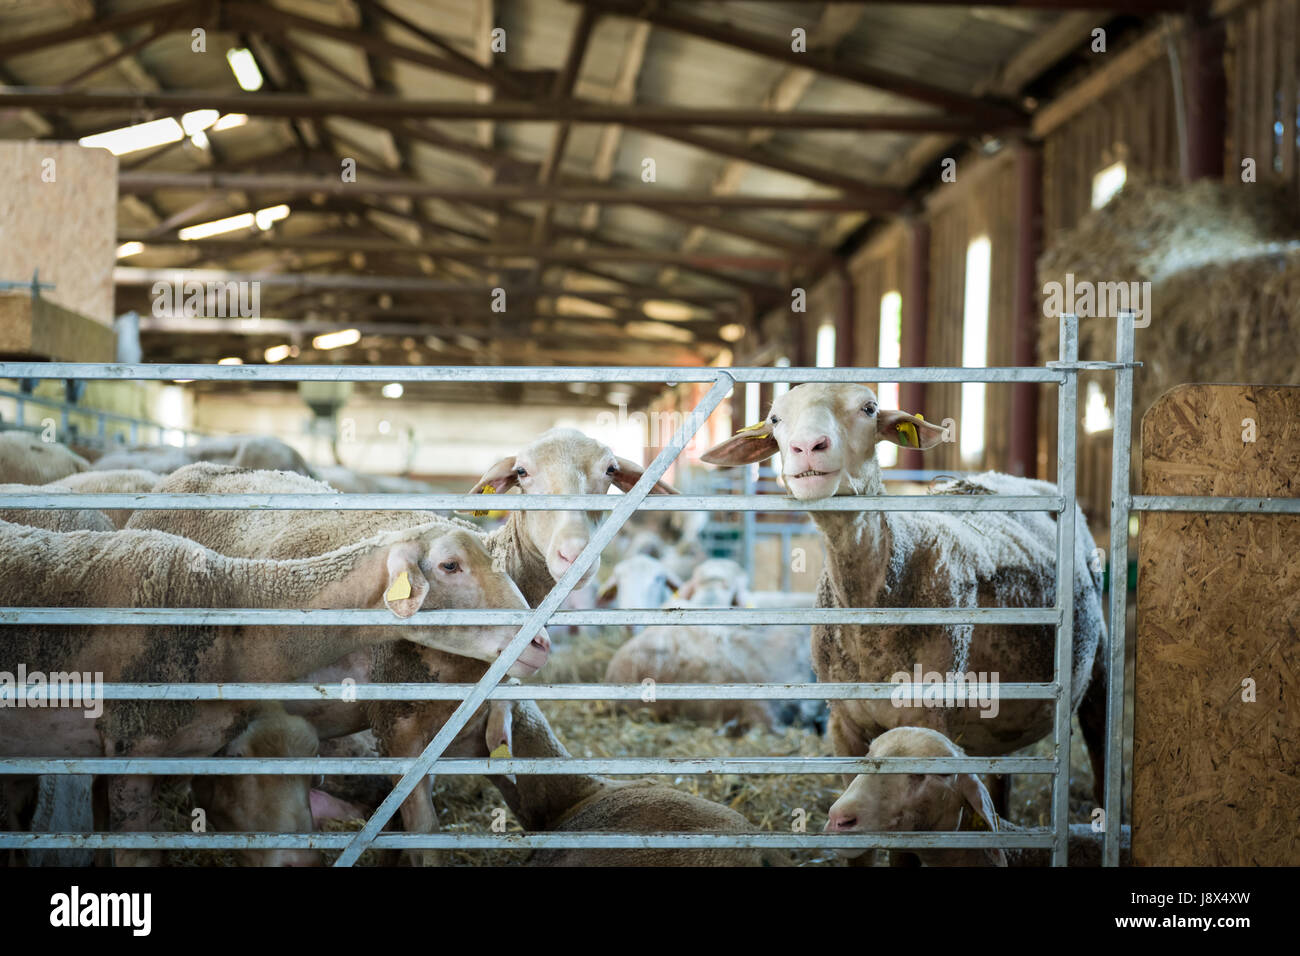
[1052,313,1080,866]
[1104,310,1135,865]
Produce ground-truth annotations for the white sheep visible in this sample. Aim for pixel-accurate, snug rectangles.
[0,431,89,484]
[0,517,537,866]
[702,384,1108,809]
[825,727,1130,866]
[604,557,815,732]
[49,468,162,528]
[0,482,113,533]
[126,426,664,863]
[596,553,683,621]
[93,434,315,477]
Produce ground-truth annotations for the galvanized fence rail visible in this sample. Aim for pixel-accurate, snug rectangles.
[1,312,1288,866]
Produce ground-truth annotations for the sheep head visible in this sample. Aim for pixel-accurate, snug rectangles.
[701,384,946,500]
[470,428,677,586]
[824,727,1004,865]
[359,526,550,677]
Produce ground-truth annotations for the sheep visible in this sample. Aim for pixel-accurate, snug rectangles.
[0,431,89,484]
[0,482,114,533]
[701,384,1108,810]
[125,425,666,863]
[470,427,677,601]
[604,557,817,732]
[189,707,323,867]
[49,469,162,528]
[0,517,542,866]
[824,727,1131,866]
[93,435,315,477]
[489,697,788,867]
[595,553,683,622]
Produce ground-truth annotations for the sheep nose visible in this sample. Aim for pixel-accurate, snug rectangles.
[827,810,857,831]
[790,435,831,455]
[555,539,588,565]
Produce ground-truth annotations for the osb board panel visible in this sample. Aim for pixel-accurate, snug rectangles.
[0,293,114,361]
[1134,383,1300,865]
[0,141,117,324]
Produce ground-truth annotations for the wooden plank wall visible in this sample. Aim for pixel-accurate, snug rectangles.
[1038,50,1181,522]
[1226,0,1300,197]
[925,153,1020,474]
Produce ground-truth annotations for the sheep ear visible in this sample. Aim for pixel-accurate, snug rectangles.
[611,457,678,495]
[665,569,684,593]
[700,429,779,466]
[676,578,696,601]
[877,410,946,450]
[596,576,619,606]
[469,456,519,496]
[485,699,514,759]
[383,542,430,618]
[957,772,1001,836]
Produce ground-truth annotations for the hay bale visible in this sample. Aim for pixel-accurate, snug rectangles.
[1039,181,1300,430]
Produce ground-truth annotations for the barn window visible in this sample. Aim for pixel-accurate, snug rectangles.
[1091,161,1127,209]
[961,236,991,464]
[1083,380,1114,433]
[877,291,903,467]
[815,321,837,367]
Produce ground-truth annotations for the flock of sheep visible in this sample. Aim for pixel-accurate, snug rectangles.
[0,383,1110,867]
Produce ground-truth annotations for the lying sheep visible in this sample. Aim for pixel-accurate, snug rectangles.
[0,518,539,866]
[49,468,162,528]
[824,727,1131,866]
[0,431,89,484]
[702,384,1107,808]
[605,557,816,732]
[596,553,683,625]
[190,708,323,867]
[490,698,787,867]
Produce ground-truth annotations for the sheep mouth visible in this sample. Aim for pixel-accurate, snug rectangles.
[787,469,836,480]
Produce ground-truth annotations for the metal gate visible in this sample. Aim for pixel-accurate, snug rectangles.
[2,311,1293,867]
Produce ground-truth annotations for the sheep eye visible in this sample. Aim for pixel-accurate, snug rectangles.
[862,402,877,416]
[514,467,528,478]
[439,561,460,573]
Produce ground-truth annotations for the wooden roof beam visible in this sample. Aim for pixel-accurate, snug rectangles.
[0,88,1015,131]
[565,0,1027,123]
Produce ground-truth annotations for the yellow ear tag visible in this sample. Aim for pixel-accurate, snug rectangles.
[472,483,498,517]
[489,743,511,759]
[385,570,412,602]
[896,413,924,448]
[735,421,770,439]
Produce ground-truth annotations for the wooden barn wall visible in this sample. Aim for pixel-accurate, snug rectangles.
[845,223,905,371]
[1042,54,1181,240]
[1226,0,1300,200]
[924,152,1020,475]
[1038,51,1180,524]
